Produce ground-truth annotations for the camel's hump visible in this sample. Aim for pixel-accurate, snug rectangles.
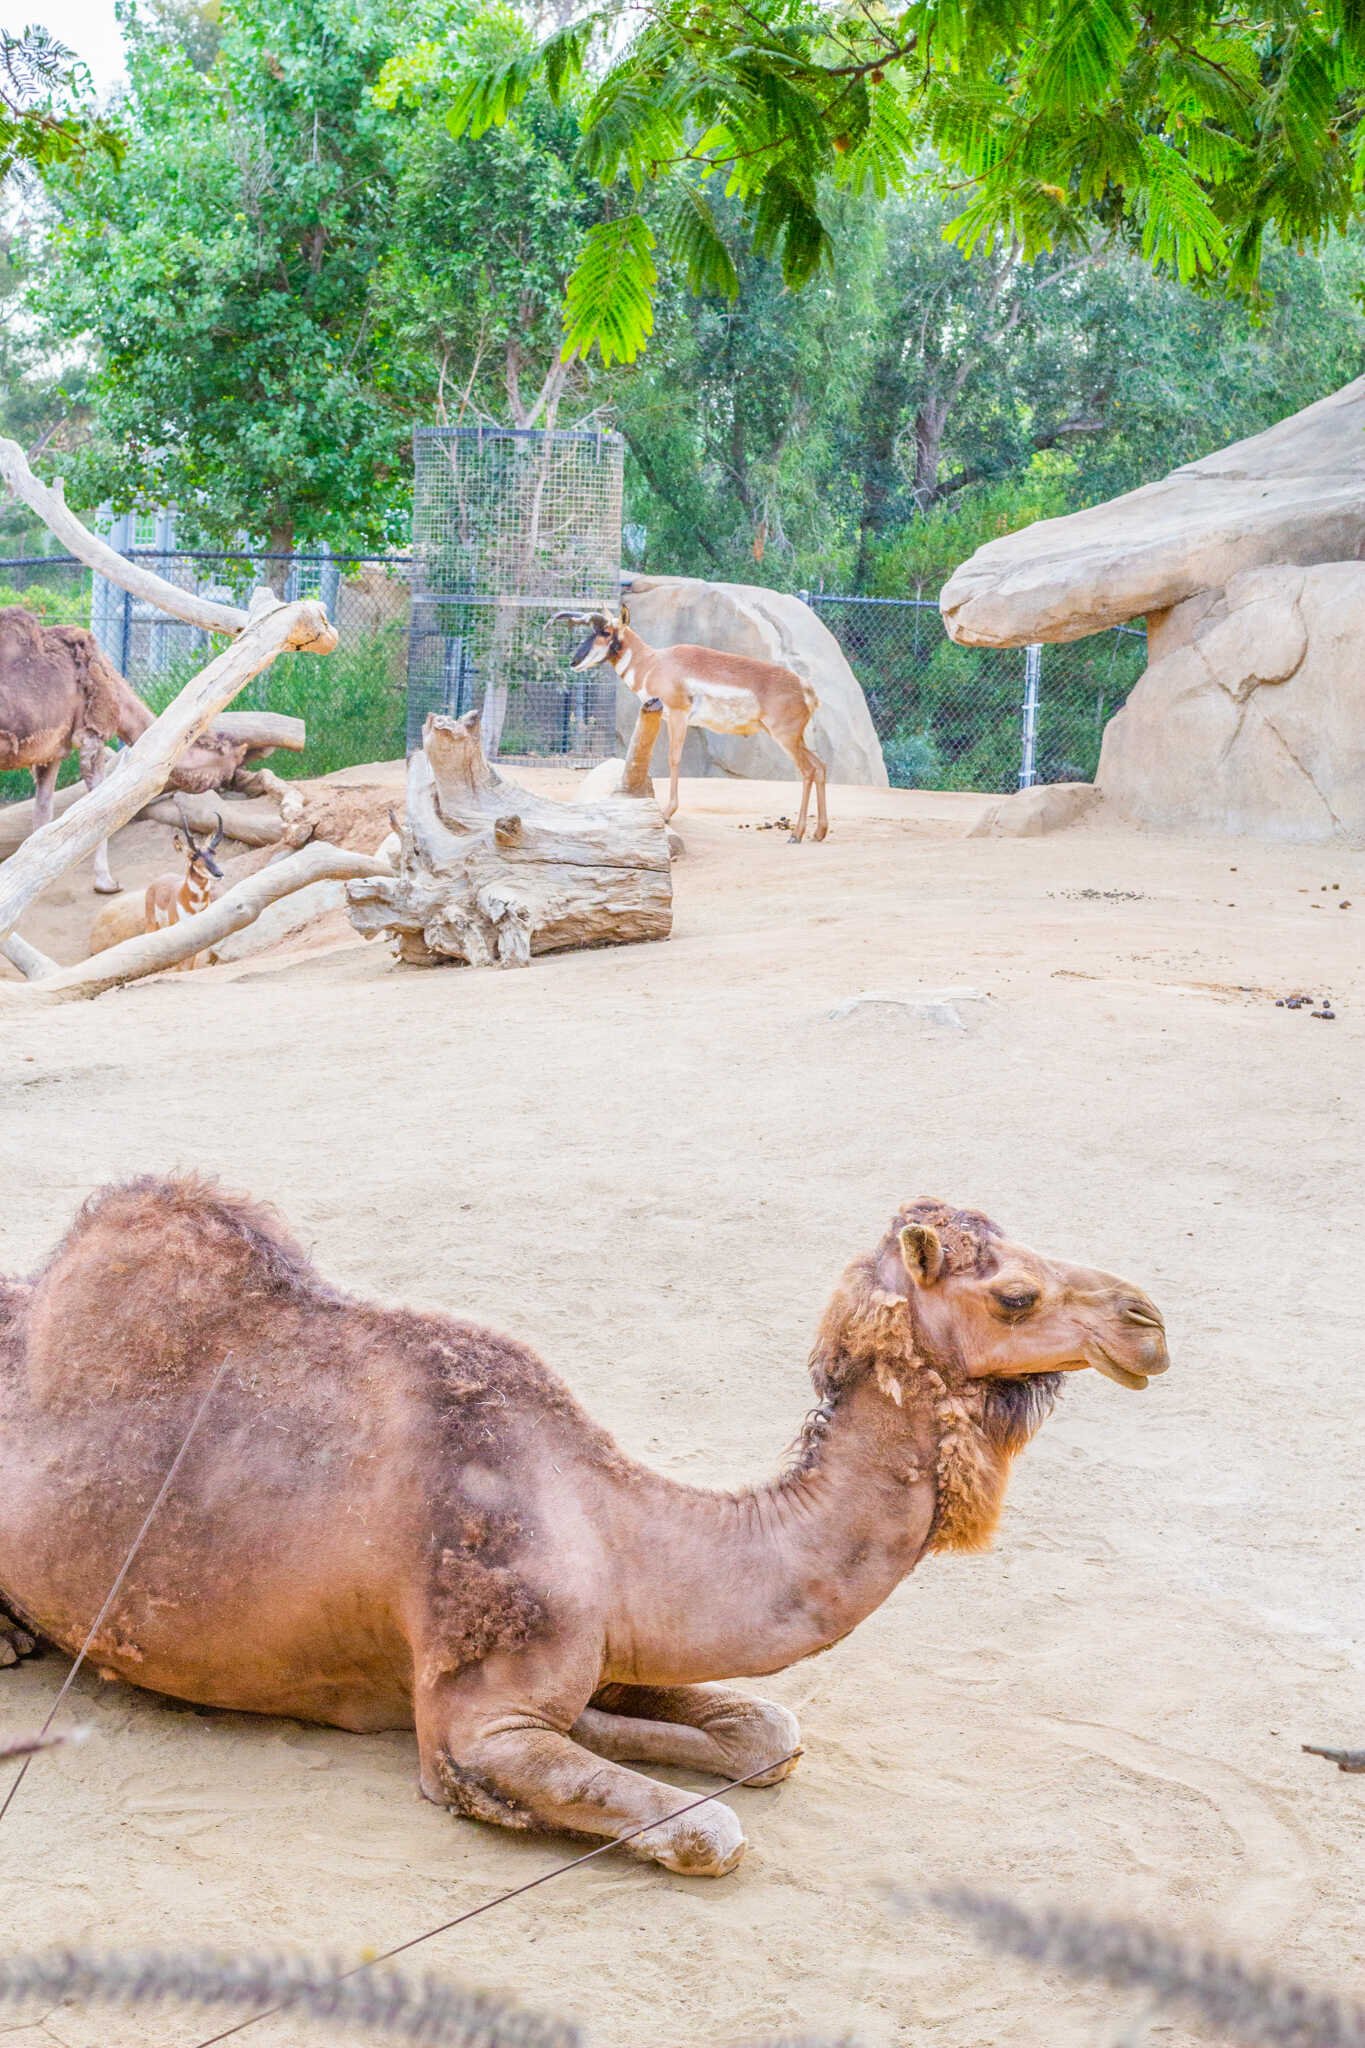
[23,1175,321,1407]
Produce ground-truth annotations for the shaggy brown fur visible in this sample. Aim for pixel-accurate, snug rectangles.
[0,1177,1167,1875]
[0,607,267,892]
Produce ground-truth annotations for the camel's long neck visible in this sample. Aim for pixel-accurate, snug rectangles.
[601,1373,941,1687]
[113,678,154,746]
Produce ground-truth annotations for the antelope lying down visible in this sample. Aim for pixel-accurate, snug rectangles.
[144,808,225,971]
[555,604,829,842]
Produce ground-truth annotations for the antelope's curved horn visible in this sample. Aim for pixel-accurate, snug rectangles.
[549,610,591,627]
[207,813,225,853]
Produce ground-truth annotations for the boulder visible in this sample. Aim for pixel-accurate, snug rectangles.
[967,781,1102,838]
[941,375,1365,647]
[619,575,888,786]
[1097,563,1365,842]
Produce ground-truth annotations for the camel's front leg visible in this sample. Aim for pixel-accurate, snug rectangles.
[77,737,118,893]
[416,1685,746,1876]
[575,1682,801,1787]
[29,757,59,835]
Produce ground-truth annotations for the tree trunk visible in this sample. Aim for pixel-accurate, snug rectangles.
[346,711,672,968]
[265,523,294,599]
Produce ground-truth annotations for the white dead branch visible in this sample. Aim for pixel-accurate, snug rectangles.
[0,594,336,957]
[0,439,249,635]
[0,842,389,1002]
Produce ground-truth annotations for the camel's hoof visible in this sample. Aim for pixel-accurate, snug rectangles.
[93,878,121,896]
[632,1801,746,1877]
[0,1620,37,1668]
[743,1746,802,1788]
[787,832,804,845]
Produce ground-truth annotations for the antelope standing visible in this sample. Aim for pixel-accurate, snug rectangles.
[554,604,828,842]
[144,809,225,970]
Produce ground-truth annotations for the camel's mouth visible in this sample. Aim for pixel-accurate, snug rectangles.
[1091,1348,1164,1391]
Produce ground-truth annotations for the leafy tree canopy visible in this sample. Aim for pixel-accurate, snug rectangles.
[1,25,121,183]
[444,0,1365,363]
[30,0,428,559]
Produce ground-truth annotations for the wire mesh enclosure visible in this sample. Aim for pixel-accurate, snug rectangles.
[406,426,625,760]
[803,593,1147,792]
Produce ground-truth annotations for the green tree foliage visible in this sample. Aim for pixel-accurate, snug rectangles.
[447,0,1365,364]
[1,25,120,183]
[374,14,613,426]
[618,189,1365,594]
[30,0,420,564]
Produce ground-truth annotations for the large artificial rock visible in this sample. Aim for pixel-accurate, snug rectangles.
[941,375,1365,647]
[619,575,888,786]
[1097,563,1365,842]
[968,781,1102,838]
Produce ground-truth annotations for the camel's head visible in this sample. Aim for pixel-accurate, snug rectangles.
[553,604,628,670]
[880,1199,1169,1394]
[812,1200,1170,1553]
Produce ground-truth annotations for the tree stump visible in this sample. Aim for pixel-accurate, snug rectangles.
[346,711,672,968]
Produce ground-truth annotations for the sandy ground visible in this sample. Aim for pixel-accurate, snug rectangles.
[0,771,1362,2048]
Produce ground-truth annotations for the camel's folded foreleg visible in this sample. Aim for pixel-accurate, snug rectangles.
[0,1595,37,1668]
[575,1682,801,1786]
[415,1680,747,1876]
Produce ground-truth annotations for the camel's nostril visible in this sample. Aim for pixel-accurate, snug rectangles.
[1121,1299,1165,1331]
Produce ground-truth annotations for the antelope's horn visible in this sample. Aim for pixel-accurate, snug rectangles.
[549,610,590,626]
[207,813,225,853]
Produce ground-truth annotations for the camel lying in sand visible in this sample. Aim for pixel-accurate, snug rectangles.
[0,1180,1168,1875]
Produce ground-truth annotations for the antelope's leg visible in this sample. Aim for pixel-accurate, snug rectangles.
[77,737,118,893]
[29,757,59,835]
[663,708,687,822]
[415,1682,747,1876]
[576,1682,801,1787]
[786,734,827,844]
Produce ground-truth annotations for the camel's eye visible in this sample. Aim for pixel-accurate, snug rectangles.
[993,1287,1039,1316]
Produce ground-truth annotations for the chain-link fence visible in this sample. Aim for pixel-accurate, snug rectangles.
[0,550,1146,805]
[803,592,1146,792]
[0,549,413,799]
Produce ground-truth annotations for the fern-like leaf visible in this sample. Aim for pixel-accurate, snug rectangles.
[561,214,658,364]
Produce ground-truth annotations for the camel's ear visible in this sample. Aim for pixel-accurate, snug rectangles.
[899,1224,944,1288]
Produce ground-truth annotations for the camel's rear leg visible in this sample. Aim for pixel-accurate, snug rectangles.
[416,1685,746,1876]
[575,1682,801,1786]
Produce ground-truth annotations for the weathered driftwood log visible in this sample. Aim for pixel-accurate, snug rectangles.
[0,842,388,1002]
[0,594,335,957]
[141,794,285,846]
[211,710,305,755]
[347,710,672,968]
[0,727,301,860]
[0,932,55,979]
